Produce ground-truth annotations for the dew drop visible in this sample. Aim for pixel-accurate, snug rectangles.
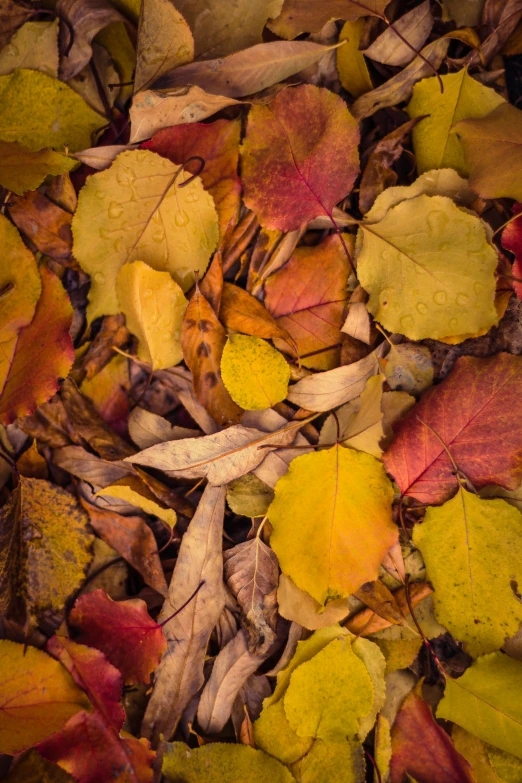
[433,290,447,305]
[117,169,132,185]
[381,250,392,262]
[473,281,484,296]
[175,210,189,227]
[108,202,123,219]
[114,239,123,252]
[416,302,428,314]
[400,315,414,330]
[448,317,458,329]
[456,293,469,306]
[95,190,105,200]
[135,150,148,162]
[152,228,165,243]
[162,331,172,341]
[184,190,200,204]
[94,272,105,283]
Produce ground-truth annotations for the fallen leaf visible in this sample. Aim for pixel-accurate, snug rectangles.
[502,204,522,301]
[383,353,522,504]
[150,40,340,95]
[240,83,359,230]
[384,343,434,396]
[407,69,504,175]
[0,20,59,78]
[81,354,131,436]
[226,473,274,517]
[69,588,167,684]
[0,476,94,626]
[221,335,290,411]
[345,582,433,637]
[452,725,506,783]
[56,0,126,80]
[129,86,240,144]
[413,489,522,656]
[142,119,242,236]
[116,261,187,370]
[356,193,498,340]
[468,0,522,65]
[0,68,104,151]
[76,314,129,382]
[82,501,168,596]
[319,374,385,458]
[0,140,74,195]
[134,0,194,92]
[9,190,73,260]
[336,20,373,99]
[456,102,522,202]
[72,149,219,320]
[0,0,31,50]
[126,419,307,485]
[268,0,390,39]
[365,0,433,66]
[219,283,295,354]
[4,750,76,783]
[390,688,475,783]
[141,484,226,744]
[172,0,284,59]
[96,476,177,527]
[197,629,268,734]
[181,285,243,426]
[128,406,200,449]
[264,233,350,370]
[277,574,353,630]
[295,740,366,783]
[269,445,396,603]
[223,535,279,654]
[73,142,138,169]
[437,652,522,760]
[162,741,294,782]
[0,640,91,755]
[286,348,381,412]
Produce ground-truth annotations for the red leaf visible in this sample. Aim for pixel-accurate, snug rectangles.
[69,589,167,685]
[383,353,522,504]
[37,710,154,783]
[0,266,74,424]
[390,689,474,783]
[501,202,522,300]
[142,119,242,237]
[240,83,360,230]
[264,233,350,369]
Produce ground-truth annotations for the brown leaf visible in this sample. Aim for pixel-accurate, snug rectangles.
[134,0,194,92]
[268,0,390,39]
[197,629,268,735]
[0,0,31,50]
[200,249,224,314]
[8,191,72,261]
[81,499,168,596]
[345,582,433,636]
[220,282,296,355]
[141,483,226,745]
[56,0,127,80]
[53,445,133,487]
[353,580,407,626]
[181,285,243,427]
[223,536,279,654]
[364,0,433,67]
[75,314,129,383]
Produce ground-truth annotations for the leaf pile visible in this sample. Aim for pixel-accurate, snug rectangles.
[3,0,522,781]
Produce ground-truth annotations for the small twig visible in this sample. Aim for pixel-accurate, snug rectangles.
[159,581,205,627]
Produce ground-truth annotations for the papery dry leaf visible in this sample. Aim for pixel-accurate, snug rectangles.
[0,0,32,50]
[152,40,339,95]
[241,83,359,230]
[75,314,129,382]
[223,536,279,654]
[268,0,390,39]
[9,190,72,260]
[73,143,138,170]
[134,0,194,92]
[0,20,59,77]
[143,119,242,236]
[181,285,243,427]
[364,0,433,66]
[126,419,307,485]
[141,484,226,745]
[197,630,268,735]
[56,0,126,80]
[128,407,200,450]
[265,234,350,369]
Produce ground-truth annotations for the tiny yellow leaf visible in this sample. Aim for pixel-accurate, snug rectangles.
[337,20,373,99]
[72,149,219,321]
[96,478,177,528]
[116,260,188,370]
[268,445,397,604]
[220,334,290,410]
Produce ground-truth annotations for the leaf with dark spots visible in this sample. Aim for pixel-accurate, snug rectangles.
[9,191,73,261]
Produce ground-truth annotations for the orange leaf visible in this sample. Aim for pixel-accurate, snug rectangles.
[0,266,74,424]
[9,191,73,260]
[264,234,350,369]
[142,119,242,237]
[70,589,167,685]
[240,83,359,230]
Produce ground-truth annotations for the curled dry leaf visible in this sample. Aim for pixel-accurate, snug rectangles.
[134,0,194,92]
[141,484,226,745]
[223,536,279,654]
[56,0,126,80]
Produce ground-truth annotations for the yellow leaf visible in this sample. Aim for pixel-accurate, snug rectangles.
[254,700,314,765]
[0,69,104,151]
[226,473,274,517]
[0,140,75,195]
[0,20,59,77]
[319,374,385,458]
[96,477,177,528]
[116,261,187,370]
[437,652,522,760]
[337,20,373,98]
[0,215,41,344]
[162,741,294,782]
[406,69,504,175]
[413,489,522,657]
[95,23,136,110]
[277,573,354,630]
[268,445,397,604]
[220,334,290,410]
[134,0,194,92]
[72,149,219,321]
[0,639,91,754]
[296,740,366,783]
[357,193,498,340]
[452,725,505,783]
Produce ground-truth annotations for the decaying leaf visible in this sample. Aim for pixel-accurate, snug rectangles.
[72,149,219,320]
